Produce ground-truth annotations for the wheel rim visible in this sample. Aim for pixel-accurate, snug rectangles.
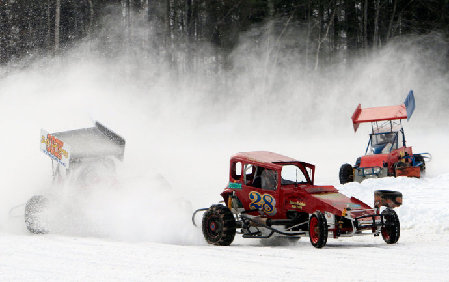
[309,216,319,244]
[381,227,390,241]
[381,215,392,241]
[206,215,221,238]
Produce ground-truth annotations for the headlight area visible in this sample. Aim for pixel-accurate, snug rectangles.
[354,166,388,182]
[362,167,381,176]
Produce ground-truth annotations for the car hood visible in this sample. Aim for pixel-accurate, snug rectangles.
[359,154,389,168]
[312,192,373,217]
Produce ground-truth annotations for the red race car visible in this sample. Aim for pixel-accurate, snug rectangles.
[193,151,402,248]
[339,90,430,184]
[24,122,126,234]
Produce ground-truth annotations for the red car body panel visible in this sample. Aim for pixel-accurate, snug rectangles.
[359,154,389,168]
[352,103,408,132]
[359,146,417,177]
[222,152,375,220]
[396,166,420,177]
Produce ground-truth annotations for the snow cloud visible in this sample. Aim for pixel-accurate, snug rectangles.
[0,13,448,242]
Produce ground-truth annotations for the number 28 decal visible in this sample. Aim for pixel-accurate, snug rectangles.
[249,191,277,216]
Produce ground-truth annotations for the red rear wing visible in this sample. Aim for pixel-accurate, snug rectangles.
[351,90,415,132]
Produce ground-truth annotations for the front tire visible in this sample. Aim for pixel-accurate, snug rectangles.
[202,204,236,246]
[339,163,353,184]
[381,209,400,244]
[25,195,49,234]
[309,211,328,248]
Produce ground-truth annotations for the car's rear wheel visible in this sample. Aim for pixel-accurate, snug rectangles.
[309,211,328,248]
[413,154,426,172]
[25,195,49,234]
[202,204,236,246]
[339,163,353,184]
[381,209,400,244]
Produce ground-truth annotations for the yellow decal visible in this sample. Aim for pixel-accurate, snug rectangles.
[290,200,306,209]
[249,191,277,216]
[41,134,68,160]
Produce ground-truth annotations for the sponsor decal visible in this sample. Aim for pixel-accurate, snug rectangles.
[40,129,71,168]
[228,182,242,189]
[289,200,306,209]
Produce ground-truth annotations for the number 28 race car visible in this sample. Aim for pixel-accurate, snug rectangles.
[193,151,402,248]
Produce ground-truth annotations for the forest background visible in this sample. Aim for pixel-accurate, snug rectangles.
[1,0,448,71]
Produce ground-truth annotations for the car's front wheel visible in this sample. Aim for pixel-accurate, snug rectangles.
[339,163,353,184]
[25,195,49,234]
[309,211,328,248]
[381,208,400,244]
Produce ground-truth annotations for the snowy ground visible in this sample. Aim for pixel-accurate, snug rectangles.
[1,173,449,281]
[1,31,448,281]
[1,229,448,281]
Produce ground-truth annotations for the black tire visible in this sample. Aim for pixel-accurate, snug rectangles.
[339,163,354,184]
[25,195,49,234]
[202,204,236,246]
[308,211,328,248]
[381,209,400,244]
[413,154,426,172]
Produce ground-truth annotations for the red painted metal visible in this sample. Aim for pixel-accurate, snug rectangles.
[359,154,389,168]
[223,151,374,221]
[233,151,299,163]
[396,166,420,178]
[358,146,418,177]
[352,104,408,132]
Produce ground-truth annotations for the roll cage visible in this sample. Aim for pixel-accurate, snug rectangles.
[230,154,315,190]
[364,120,407,156]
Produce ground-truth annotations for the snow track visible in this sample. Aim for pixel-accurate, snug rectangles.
[338,173,449,234]
[1,174,449,281]
[1,231,448,281]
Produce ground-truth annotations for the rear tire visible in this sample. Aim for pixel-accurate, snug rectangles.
[381,209,400,244]
[202,204,236,246]
[413,154,426,172]
[309,211,328,248]
[25,195,49,234]
[339,163,353,184]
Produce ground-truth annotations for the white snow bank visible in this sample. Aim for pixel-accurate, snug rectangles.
[338,173,449,234]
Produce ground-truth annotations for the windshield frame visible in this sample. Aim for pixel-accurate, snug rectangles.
[275,161,313,185]
[365,131,400,155]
